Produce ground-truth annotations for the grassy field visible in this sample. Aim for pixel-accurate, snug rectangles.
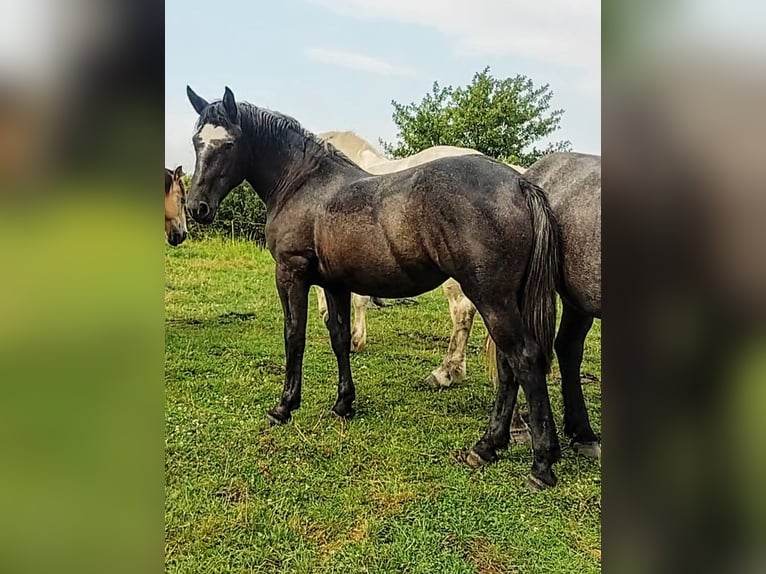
[165,238,601,573]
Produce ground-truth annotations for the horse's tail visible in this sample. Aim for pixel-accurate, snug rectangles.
[487,179,560,384]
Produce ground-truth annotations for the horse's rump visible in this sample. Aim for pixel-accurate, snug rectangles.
[524,153,601,316]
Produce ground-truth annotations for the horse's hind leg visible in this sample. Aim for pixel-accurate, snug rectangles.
[486,336,532,444]
[557,302,600,459]
[350,293,369,352]
[468,305,561,489]
[324,288,356,419]
[464,343,519,466]
[426,280,476,388]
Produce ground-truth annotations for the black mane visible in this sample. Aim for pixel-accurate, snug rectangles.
[195,100,358,168]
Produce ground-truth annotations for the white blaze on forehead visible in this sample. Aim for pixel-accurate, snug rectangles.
[197,124,234,148]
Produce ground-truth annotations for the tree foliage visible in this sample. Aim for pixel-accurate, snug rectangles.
[381,67,571,166]
[183,177,267,245]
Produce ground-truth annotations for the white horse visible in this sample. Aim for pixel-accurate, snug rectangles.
[316,130,526,388]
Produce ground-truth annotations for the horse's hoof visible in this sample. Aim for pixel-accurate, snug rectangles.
[527,468,558,492]
[525,474,554,492]
[573,441,601,460]
[425,373,451,389]
[462,448,494,469]
[351,338,365,353]
[266,408,290,426]
[331,404,355,420]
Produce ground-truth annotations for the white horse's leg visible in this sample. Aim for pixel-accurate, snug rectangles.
[316,286,329,324]
[426,279,476,388]
[350,293,369,352]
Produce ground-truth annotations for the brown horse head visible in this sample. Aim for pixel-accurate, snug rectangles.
[165,165,187,246]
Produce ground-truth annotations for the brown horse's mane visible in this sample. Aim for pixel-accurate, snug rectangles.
[317,131,386,164]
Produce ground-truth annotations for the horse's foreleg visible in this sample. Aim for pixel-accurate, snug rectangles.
[350,293,369,352]
[427,280,476,388]
[557,302,600,459]
[316,286,329,324]
[267,267,310,426]
[325,288,356,419]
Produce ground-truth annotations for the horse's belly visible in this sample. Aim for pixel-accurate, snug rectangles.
[317,246,446,298]
[315,207,449,297]
[341,269,446,299]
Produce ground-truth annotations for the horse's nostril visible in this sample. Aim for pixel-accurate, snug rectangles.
[197,202,210,219]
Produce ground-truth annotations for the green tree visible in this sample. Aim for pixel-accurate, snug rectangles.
[183,177,267,244]
[381,67,571,167]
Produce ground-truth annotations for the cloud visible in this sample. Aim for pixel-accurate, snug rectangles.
[305,47,415,76]
[310,0,599,73]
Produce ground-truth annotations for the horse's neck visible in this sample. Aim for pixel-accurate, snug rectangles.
[244,131,361,209]
[358,149,386,170]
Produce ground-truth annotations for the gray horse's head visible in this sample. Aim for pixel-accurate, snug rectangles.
[185,86,247,224]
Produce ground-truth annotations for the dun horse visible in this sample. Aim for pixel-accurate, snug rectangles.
[185,87,562,489]
[165,166,188,246]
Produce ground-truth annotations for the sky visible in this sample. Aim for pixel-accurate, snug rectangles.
[165,0,601,172]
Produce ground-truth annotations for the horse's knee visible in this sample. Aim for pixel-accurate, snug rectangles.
[452,300,476,330]
[352,294,369,311]
[494,334,543,375]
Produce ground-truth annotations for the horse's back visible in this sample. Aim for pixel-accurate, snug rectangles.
[368,155,535,278]
[525,152,600,200]
[526,152,601,316]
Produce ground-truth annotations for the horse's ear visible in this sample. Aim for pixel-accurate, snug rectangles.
[222,86,239,124]
[187,86,209,115]
[173,165,183,179]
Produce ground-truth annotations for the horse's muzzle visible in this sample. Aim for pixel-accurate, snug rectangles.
[191,201,216,224]
[167,229,187,247]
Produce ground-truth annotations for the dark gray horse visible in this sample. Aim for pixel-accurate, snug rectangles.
[184,86,563,489]
[489,152,601,458]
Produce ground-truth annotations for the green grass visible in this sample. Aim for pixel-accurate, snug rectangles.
[165,238,601,573]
